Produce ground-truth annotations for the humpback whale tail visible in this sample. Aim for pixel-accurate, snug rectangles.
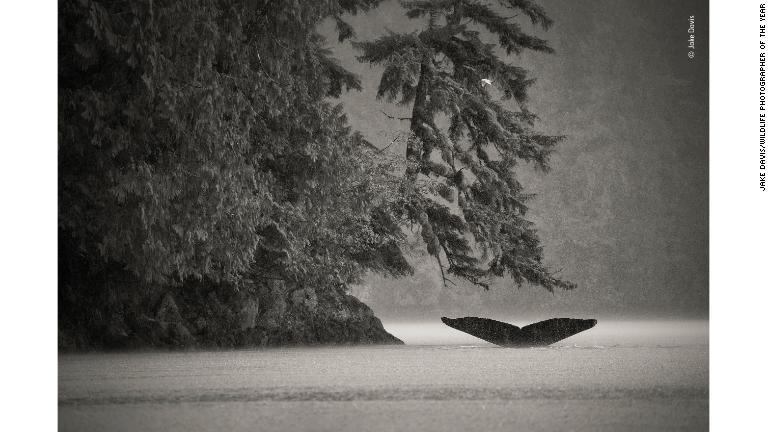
[441,316,597,347]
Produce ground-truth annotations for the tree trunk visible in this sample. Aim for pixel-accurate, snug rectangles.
[406,57,433,180]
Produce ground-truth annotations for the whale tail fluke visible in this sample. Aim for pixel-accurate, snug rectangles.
[441,316,597,347]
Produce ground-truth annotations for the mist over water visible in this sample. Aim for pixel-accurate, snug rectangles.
[60,320,708,432]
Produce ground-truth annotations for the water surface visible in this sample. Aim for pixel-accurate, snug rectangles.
[59,320,708,432]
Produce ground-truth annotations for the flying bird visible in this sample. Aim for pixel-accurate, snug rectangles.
[480,78,493,87]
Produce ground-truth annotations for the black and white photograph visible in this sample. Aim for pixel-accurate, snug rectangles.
[2,0,767,430]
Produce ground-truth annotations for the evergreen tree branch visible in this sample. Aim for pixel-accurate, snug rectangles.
[381,110,412,121]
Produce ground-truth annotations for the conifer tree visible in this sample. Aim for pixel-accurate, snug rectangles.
[356,0,575,290]
[58,0,409,290]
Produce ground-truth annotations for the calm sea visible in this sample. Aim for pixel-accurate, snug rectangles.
[59,320,708,432]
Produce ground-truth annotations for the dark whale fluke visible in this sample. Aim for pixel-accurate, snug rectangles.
[441,316,597,347]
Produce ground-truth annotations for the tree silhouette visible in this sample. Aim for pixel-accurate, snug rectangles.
[356,0,575,290]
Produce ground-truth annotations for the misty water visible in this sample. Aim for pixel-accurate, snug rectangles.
[59,320,707,432]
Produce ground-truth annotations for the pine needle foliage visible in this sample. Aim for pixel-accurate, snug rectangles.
[59,0,410,289]
[355,0,575,291]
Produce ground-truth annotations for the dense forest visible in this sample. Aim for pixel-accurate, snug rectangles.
[58,0,572,350]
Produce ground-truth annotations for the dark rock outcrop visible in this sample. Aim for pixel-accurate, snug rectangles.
[58,276,402,351]
[441,316,597,347]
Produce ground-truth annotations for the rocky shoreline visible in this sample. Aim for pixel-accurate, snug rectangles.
[58,278,402,351]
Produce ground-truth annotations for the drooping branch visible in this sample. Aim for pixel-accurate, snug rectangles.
[381,110,412,121]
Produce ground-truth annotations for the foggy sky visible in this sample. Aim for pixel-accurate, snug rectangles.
[323,0,708,320]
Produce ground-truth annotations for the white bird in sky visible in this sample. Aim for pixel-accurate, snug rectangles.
[480,78,493,87]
